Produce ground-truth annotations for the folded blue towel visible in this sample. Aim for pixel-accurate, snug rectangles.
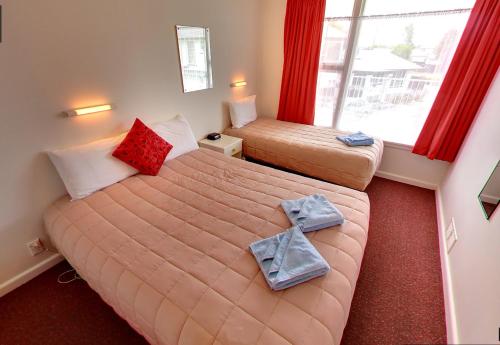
[336,131,374,146]
[249,226,330,290]
[281,194,344,232]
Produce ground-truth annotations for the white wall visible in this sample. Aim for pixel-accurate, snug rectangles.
[256,0,449,190]
[0,0,259,291]
[257,0,286,118]
[437,73,500,344]
[376,144,449,189]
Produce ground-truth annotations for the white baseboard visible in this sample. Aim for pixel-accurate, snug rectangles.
[435,188,460,344]
[0,253,63,298]
[375,170,438,190]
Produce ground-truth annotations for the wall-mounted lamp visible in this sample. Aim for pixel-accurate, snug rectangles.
[230,81,247,88]
[65,104,113,117]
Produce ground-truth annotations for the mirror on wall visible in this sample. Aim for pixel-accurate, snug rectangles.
[176,25,213,93]
[478,161,500,220]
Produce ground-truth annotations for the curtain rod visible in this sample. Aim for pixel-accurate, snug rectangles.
[325,8,472,21]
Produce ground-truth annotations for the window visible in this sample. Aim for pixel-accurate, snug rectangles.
[315,0,475,145]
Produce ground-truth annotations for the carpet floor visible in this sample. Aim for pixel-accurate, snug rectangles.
[0,177,446,345]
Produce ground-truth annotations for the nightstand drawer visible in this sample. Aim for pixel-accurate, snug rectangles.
[199,143,225,154]
[198,134,243,158]
[224,140,242,157]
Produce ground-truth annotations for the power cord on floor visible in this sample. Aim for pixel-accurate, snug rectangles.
[41,243,83,284]
[57,269,83,284]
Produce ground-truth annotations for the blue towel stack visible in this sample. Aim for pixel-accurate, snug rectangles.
[249,226,330,291]
[249,194,344,290]
[281,194,345,232]
[336,131,374,146]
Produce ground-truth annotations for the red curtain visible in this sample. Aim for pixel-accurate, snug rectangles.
[277,0,326,125]
[412,0,500,162]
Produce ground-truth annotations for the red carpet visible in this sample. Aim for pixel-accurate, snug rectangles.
[0,177,446,345]
[341,177,446,345]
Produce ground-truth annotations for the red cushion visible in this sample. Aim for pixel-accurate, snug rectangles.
[112,118,173,176]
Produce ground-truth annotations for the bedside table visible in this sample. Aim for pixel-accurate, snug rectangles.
[199,134,243,159]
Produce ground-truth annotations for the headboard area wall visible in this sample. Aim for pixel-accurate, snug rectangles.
[0,0,260,291]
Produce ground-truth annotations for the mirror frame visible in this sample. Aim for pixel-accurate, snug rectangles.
[478,160,500,221]
[175,25,213,93]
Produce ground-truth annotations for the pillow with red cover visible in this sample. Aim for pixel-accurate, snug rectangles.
[112,118,173,175]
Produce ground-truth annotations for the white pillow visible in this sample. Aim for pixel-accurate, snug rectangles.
[47,134,137,200]
[150,115,199,161]
[229,95,257,128]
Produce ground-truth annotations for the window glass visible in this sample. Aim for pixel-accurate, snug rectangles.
[315,0,475,144]
[315,71,342,127]
[363,0,475,15]
[325,0,355,17]
[338,11,471,144]
[315,18,351,127]
[319,21,351,66]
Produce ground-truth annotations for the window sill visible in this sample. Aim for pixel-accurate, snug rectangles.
[383,140,414,151]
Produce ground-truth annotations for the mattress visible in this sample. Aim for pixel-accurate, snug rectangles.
[224,118,384,191]
[44,148,370,345]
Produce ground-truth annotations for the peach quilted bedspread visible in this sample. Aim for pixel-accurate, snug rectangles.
[224,118,384,191]
[44,148,369,345]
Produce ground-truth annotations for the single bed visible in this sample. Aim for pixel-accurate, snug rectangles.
[224,118,384,191]
[44,148,369,345]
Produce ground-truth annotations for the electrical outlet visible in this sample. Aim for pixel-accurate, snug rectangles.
[445,218,458,253]
[26,238,46,256]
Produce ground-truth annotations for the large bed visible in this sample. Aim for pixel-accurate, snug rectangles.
[44,148,369,345]
[224,118,384,191]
